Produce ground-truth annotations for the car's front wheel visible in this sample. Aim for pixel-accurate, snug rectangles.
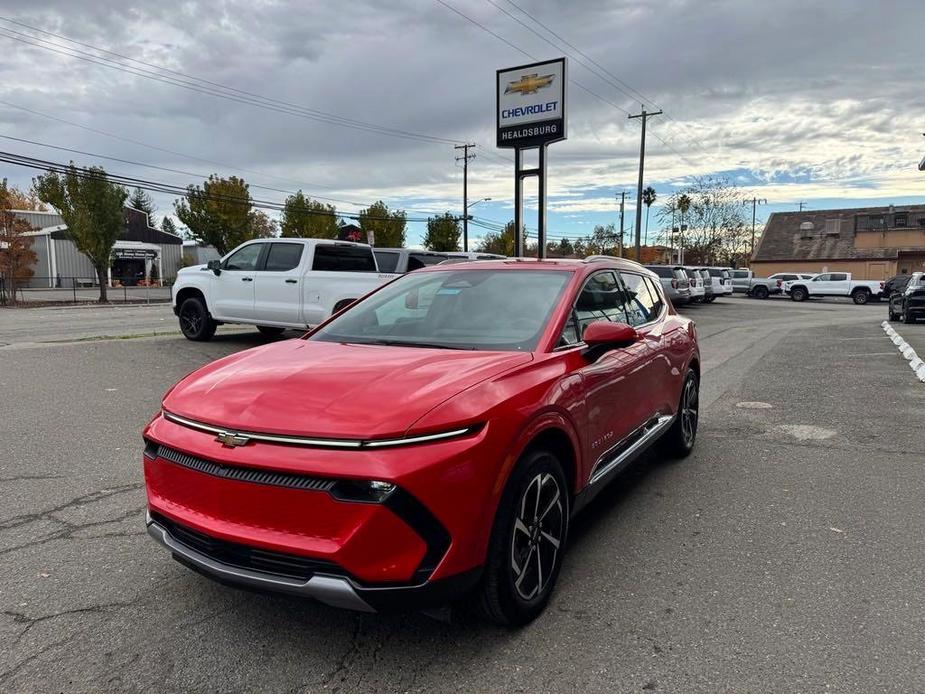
[478,449,568,627]
[178,297,217,341]
[888,303,899,321]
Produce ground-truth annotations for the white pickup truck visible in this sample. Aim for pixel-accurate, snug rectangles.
[782,272,885,305]
[172,238,397,340]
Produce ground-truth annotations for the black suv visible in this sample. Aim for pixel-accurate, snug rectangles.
[888,272,925,323]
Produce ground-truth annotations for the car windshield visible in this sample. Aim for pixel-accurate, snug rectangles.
[310,269,572,351]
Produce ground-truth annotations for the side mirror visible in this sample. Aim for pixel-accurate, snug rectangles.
[405,289,419,310]
[207,259,222,275]
[583,321,639,353]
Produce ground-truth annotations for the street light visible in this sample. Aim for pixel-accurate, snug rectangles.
[466,197,491,213]
[462,198,491,252]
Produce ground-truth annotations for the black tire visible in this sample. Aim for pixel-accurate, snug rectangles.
[753,285,769,300]
[888,304,898,321]
[790,286,808,302]
[852,289,870,305]
[660,369,699,458]
[178,296,217,341]
[477,449,569,627]
[903,305,916,324]
[257,326,286,337]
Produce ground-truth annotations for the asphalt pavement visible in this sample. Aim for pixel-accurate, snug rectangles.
[1,296,922,693]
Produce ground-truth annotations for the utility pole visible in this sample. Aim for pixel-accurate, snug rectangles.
[798,201,807,212]
[455,143,476,251]
[618,190,625,257]
[628,107,662,261]
[747,197,768,259]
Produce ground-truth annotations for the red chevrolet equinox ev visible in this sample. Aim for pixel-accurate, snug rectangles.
[143,258,700,625]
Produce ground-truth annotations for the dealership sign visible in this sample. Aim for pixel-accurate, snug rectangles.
[496,58,567,149]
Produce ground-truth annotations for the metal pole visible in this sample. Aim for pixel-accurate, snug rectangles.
[751,197,757,258]
[455,143,475,252]
[514,149,524,257]
[537,145,547,259]
[619,191,625,258]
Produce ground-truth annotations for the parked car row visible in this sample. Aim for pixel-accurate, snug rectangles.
[641,265,732,306]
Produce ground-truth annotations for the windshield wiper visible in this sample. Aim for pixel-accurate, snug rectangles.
[363,339,474,350]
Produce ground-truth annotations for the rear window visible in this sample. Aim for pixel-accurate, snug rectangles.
[646,266,674,278]
[731,270,749,279]
[407,253,448,271]
[707,268,722,277]
[312,245,377,272]
[374,250,400,273]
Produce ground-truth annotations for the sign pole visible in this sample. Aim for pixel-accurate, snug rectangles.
[514,149,524,257]
[537,144,547,259]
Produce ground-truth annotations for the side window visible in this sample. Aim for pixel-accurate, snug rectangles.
[312,245,377,272]
[643,276,665,315]
[263,243,303,272]
[223,244,263,271]
[560,271,627,346]
[830,273,848,281]
[374,251,400,273]
[408,253,447,271]
[813,274,830,282]
[619,272,658,326]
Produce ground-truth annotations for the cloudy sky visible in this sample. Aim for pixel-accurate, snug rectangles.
[1,0,923,248]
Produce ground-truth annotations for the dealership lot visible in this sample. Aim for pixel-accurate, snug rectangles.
[1,298,923,692]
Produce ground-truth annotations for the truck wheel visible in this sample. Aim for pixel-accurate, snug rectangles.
[178,297,216,341]
[903,305,916,324]
[790,287,807,302]
[753,285,769,300]
[852,289,870,305]
[257,326,286,338]
[888,304,898,321]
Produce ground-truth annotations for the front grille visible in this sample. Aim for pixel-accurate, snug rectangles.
[151,512,342,581]
[155,445,335,492]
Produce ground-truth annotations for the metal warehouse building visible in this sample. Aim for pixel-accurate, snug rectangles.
[15,206,183,288]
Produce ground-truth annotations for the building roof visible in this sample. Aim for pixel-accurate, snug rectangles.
[12,206,181,245]
[753,204,925,262]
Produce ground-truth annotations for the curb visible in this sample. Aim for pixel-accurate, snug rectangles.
[881,320,925,383]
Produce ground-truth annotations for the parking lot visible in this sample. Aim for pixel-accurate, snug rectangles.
[1,296,923,692]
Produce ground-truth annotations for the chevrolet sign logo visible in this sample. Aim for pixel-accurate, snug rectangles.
[215,431,250,448]
[505,73,555,95]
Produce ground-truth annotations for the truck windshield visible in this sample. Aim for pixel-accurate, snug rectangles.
[310,269,572,351]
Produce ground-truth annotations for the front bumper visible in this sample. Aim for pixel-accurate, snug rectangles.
[143,413,500,608]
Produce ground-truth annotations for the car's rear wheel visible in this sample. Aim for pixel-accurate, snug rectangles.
[660,368,699,458]
[852,289,870,305]
[753,285,769,300]
[790,287,808,302]
[257,326,286,337]
[178,297,216,341]
[478,449,568,627]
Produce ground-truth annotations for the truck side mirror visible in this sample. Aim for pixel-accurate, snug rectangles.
[207,260,222,276]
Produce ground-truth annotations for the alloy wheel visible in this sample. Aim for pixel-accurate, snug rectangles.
[180,306,202,335]
[511,472,563,601]
[681,375,699,447]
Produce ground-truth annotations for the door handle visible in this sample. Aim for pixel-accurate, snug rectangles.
[285,279,298,284]
[241,277,253,282]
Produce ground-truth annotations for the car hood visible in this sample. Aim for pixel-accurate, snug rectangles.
[162,339,532,439]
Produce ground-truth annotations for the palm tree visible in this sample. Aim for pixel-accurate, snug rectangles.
[677,193,692,264]
[642,186,657,246]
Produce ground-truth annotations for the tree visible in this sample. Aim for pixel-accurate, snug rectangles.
[161,216,179,237]
[358,200,406,247]
[656,177,747,265]
[2,182,47,211]
[477,220,517,256]
[280,191,338,239]
[34,164,127,303]
[423,212,461,251]
[128,187,156,227]
[554,237,574,257]
[0,181,38,304]
[248,210,278,238]
[642,186,657,246]
[175,175,253,255]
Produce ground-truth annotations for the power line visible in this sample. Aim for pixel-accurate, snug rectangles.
[0,21,465,146]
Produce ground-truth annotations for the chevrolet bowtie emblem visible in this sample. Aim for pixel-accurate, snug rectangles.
[215,431,250,448]
[505,73,555,95]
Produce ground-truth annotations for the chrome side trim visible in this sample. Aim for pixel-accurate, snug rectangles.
[588,414,674,486]
[145,514,375,613]
[162,410,475,450]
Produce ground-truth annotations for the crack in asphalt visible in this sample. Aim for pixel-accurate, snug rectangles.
[0,474,65,483]
[0,482,143,531]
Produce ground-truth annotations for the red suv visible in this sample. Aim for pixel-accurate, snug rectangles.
[143,258,700,625]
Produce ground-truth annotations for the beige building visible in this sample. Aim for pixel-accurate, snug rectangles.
[751,204,925,280]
